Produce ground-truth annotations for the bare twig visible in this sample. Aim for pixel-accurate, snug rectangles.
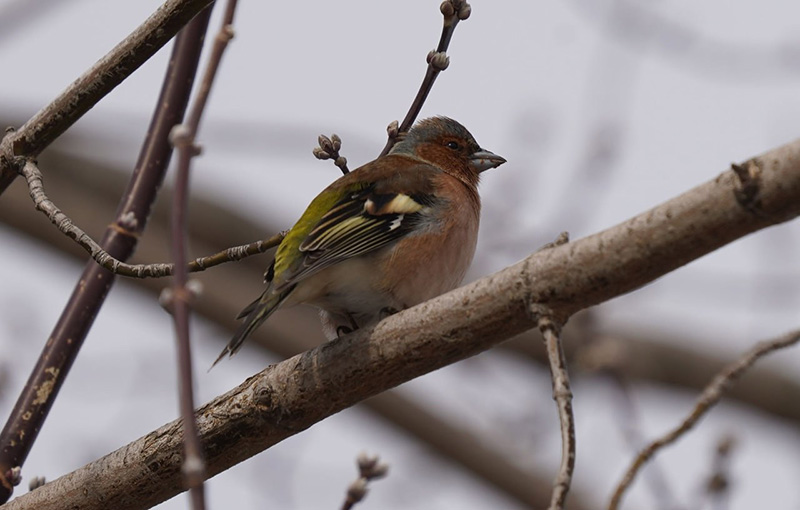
[18,159,282,277]
[378,0,471,156]
[313,133,349,174]
[535,315,575,510]
[0,0,215,196]
[168,124,207,509]
[340,453,389,510]
[165,2,239,508]
[0,9,213,503]
[608,329,800,510]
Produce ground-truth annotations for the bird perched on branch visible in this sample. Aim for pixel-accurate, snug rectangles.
[214,116,505,366]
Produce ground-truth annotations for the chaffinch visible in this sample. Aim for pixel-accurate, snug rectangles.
[214,116,505,365]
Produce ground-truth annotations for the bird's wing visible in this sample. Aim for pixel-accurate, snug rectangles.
[273,182,437,292]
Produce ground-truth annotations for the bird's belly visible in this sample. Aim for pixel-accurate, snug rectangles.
[287,257,393,316]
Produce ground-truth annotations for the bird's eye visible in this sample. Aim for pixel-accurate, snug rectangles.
[446,141,460,150]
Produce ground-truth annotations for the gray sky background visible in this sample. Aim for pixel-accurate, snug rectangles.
[0,1,799,509]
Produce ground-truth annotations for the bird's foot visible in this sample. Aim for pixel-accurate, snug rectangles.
[379,307,400,319]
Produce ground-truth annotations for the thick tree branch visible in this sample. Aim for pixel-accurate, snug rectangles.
[0,0,215,195]
[6,148,798,431]
[4,137,800,510]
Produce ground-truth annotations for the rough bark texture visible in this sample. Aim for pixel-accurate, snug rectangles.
[3,138,799,510]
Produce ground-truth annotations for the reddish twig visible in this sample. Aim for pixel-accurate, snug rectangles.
[165,2,239,508]
[0,8,213,502]
[608,329,800,510]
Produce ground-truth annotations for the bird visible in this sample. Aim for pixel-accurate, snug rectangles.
[213,116,506,366]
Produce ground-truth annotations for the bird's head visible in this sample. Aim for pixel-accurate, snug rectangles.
[390,117,506,186]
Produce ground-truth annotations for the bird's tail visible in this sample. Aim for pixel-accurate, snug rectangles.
[211,288,290,369]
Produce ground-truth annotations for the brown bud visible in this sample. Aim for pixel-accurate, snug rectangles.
[28,476,46,491]
[6,467,21,486]
[430,52,450,71]
[458,2,471,20]
[318,134,333,152]
[368,462,389,480]
[440,1,455,17]
[169,124,192,147]
[357,452,378,473]
[312,147,330,160]
[386,120,399,139]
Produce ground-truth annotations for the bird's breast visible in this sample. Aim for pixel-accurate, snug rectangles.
[378,182,480,309]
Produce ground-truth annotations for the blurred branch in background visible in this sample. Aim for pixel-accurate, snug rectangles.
[569,0,800,80]
[608,328,800,510]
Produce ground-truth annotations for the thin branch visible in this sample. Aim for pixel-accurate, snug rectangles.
[0,0,215,195]
[535,315,575,510]
[18,159,283,277]
[4,136,800,509]
[378,0,471,156]
[165,2,239,508]
[168,126,206,509]
[340,453,389,510]
[607,329,800,510]
[0,9,213,503]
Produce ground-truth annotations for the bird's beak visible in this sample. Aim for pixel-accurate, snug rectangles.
[469,149,506,173]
